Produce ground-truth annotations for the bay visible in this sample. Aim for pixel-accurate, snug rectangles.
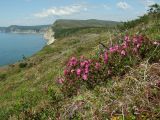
[0,33,46,66]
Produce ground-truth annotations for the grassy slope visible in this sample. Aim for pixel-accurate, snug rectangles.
[0,16,159,119]
[53,19,121,29]
[0,30,111,119]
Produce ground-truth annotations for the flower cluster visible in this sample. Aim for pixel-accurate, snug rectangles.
[58,34,160,96]
[64,57,92,81]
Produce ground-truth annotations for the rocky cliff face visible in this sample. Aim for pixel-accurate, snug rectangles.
[44,28,55,45]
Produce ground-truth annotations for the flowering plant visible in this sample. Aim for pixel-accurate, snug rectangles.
[57,35,160,96]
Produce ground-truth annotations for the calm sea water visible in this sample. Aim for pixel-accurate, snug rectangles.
[0,33,46,66]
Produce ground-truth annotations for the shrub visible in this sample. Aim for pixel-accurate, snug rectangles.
[58,34,160,96]
[19,62,28,68]
[0,73,6,80]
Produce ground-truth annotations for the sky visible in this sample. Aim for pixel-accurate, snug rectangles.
[0,0,159,26]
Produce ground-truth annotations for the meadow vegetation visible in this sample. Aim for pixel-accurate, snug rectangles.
[0,4,159,120]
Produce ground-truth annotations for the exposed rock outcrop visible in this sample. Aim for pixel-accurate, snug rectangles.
[44,28,55,45]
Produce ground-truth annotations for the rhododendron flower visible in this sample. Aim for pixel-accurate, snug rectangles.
[114,45,119,50]
[84,67,89,74]
[104,51,108,64]
[133,36,138,44]
[84,63,89,73]
[137,35,143,43]
[64,69,68,76]
[122,42,128,49]
[133,48,138,53]
[95,62,101,70]
[125,35,130,42]
[82,74,88,80]
[109,47,115,53]
[80,61,85,67]
[121,50,126,56]
[76,69,81,76]
[109,45,119,53]
[57,78,64,84]
[68,57,78,67]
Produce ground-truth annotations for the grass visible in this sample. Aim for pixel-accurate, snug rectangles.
[0,31,111,119]
[0,13,159,119]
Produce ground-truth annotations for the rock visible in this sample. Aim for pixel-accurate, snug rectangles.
[44,28,55,45]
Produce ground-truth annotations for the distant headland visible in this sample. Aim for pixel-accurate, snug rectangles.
[0,25,50,34]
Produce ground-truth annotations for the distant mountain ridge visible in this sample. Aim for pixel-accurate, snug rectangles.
[0,25,50,34]
[53,19,122,29]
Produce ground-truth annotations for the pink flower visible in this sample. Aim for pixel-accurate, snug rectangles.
[80,61,85,67]
[133,48,138,53]
[64,69,68,76]
[84,67,89,74]
[121,50,126,56]
[133,36,138,44]
[57,78,64,84]
[68,57,78,67]
[76,69,81,76]
[137,35,143,43]
[114,45,119,50]
[109,47,116,53]
[122,42,128,49]
[125,35,130,42]
[109,45,119,53]
[82,74,88,80]
[80,60,90,68]
[95,62,101,70]
[104,51,108,64]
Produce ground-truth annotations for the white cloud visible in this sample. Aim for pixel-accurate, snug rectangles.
[117,2,130,10]
[34,4,87,18]
[142,0,155,6]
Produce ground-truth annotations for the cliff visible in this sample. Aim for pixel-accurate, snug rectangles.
[44,28,55,45]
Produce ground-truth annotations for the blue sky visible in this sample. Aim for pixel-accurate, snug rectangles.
[0,0,159,26]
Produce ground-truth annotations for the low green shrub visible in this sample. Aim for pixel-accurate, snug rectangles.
[19,62,28,68]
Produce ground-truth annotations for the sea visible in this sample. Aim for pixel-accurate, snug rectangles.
[0,32,46,66]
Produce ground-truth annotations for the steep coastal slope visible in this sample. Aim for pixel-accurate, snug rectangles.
[0,9,160,119]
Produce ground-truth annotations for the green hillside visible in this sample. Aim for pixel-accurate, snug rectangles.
[53,19,121,38]
[0,4,159,120]
[53,19,121,29]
